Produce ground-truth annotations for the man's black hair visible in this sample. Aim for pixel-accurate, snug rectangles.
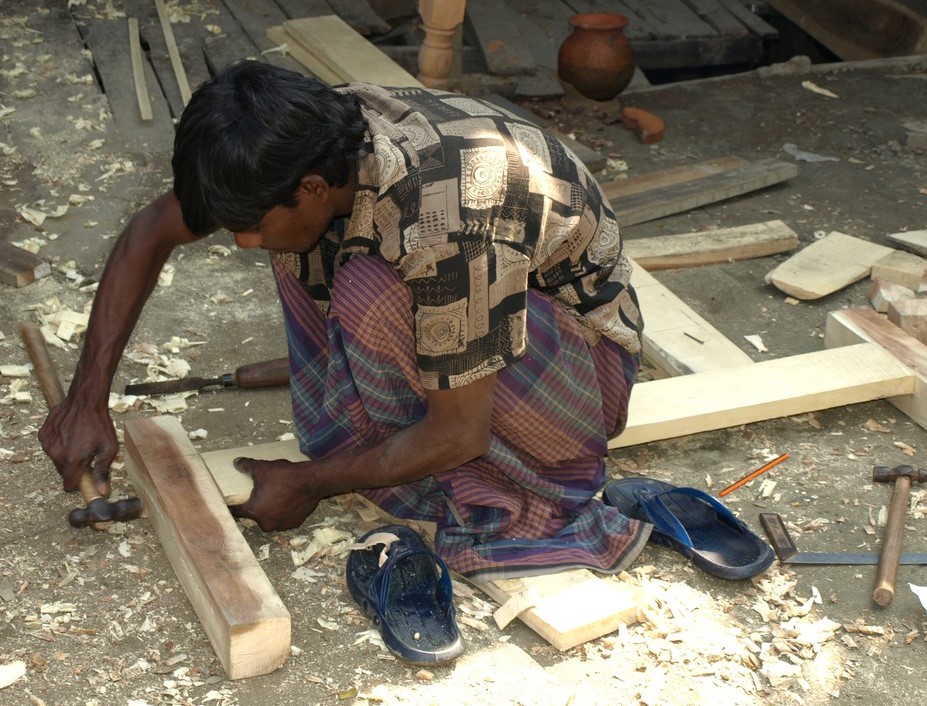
[172,61,365,235]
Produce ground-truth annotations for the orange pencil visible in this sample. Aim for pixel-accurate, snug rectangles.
[718,452,789,497]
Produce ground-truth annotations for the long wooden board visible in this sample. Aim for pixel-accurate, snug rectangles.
[270,15,423,87]
[608,342,915,448]
[824,307,927,432]
[624,220,799,271]
[200,443,644,651]
[124,417,291,680]
[604,158,799,227]
[630,258,755,376]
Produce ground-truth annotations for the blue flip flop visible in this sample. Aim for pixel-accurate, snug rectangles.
[603,478,774,580]
[346,525,465,665]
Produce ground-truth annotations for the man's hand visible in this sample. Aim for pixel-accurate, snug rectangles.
[229,457,321,531]
[38,400,116,497]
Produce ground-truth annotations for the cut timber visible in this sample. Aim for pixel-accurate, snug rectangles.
[124,416,290,680]
[868,278,914,313]
[268,16,423,87]
[888,299,927,344]
[870,249,927,292]
[608,343,915,449]
[630,259,754,376]
[765,231,894,300]
[765,0,927,60]
[601,156,749,200]
[128,17,153,121]
[154,0,192,105]
[604,158,799,227]
[0,241,51,287]
[624,220,799,271]
[887,229,927,257]
[825,307,927,432]
[201,444,643,651]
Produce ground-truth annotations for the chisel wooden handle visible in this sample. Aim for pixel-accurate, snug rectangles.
[232,357,290,388]
[873,474,912,606]
[19,322,110,529]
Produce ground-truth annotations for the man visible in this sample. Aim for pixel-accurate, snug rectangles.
[39,61,648,580]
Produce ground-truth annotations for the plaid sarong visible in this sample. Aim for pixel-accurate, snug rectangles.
[272,254,650,580]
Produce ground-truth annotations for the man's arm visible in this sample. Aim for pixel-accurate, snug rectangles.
[231,373,497,530]
[38,191,204,495]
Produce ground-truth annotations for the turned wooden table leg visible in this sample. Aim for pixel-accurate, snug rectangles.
[418,0,466,89]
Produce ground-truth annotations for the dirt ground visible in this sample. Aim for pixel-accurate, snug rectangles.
[3,3,927,705]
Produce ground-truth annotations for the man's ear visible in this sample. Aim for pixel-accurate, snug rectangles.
[298,174,330,201]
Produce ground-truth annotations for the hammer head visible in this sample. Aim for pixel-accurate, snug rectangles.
[872,465,927,484]
[68,497,143,529]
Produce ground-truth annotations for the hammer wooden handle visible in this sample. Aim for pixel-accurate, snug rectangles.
[873,474,912,606]
[19,323,109,528]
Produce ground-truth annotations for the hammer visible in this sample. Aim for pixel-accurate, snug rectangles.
[19,322,143,531]
[872,464,927,606]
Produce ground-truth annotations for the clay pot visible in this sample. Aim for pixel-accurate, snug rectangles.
[557,13,636,101]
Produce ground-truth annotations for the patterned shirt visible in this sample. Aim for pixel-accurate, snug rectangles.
[274,84,642,390]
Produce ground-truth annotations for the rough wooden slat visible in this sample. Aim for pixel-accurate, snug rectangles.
[154,0,192,105]
[630,258,754,376]
[128,18,153,121]
[825,307,927,432]
[606,158,799,227]
[609,343,916,448]
[602,155,749,200]
[0,242,51,288]
[218,0,312,74]
[624,220,798,271]
[124,416,291,680]
[765,231,894,300]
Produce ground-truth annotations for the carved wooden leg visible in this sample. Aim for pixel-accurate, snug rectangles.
[418,0,466,89]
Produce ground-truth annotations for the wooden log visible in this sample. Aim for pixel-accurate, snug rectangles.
[609,343,916,449]
[764,231,894,300]
[824,307,927,432]
[124,416,291,680]
[624,220,799,271]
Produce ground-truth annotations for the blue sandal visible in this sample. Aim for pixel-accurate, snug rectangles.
[346,525,465,665]
[603,478,774,580]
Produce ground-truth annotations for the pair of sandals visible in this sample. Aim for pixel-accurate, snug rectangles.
[346,525,464,665]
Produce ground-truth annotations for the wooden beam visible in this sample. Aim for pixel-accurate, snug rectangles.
[128,17,153,121]
[630,258,754,376]
[624,220,799,271]
[269,15,423,87]
[603,158,799,227]
[824,307,927,432]
[609,343,915,449]
[0,242,51,287]
[124,416,290,680]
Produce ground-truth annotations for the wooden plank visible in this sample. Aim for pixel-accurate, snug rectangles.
[201,442,644,651]
[887,229,927,257]
[870,250,927,292]
[79,19,174,152]
[154,0,192,105]
[601,155,749,200]
[624,219,799,271]
[218,0,312,74]
[608,343,916,448]
[327,0,391,35]
[276,15,423,86]
[764,231,894,300]
[128,18,153,121]
[824,307,927,432]
[630,259,754,376]
[606,158,798,228]
[0,242,51,288]
[465,0,537,75]
[765,0,927,60]
[124,416,291,680]
[267,25,342,84]
[719,0,779,38]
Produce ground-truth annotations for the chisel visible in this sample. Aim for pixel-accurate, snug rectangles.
[124,357,290,396]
